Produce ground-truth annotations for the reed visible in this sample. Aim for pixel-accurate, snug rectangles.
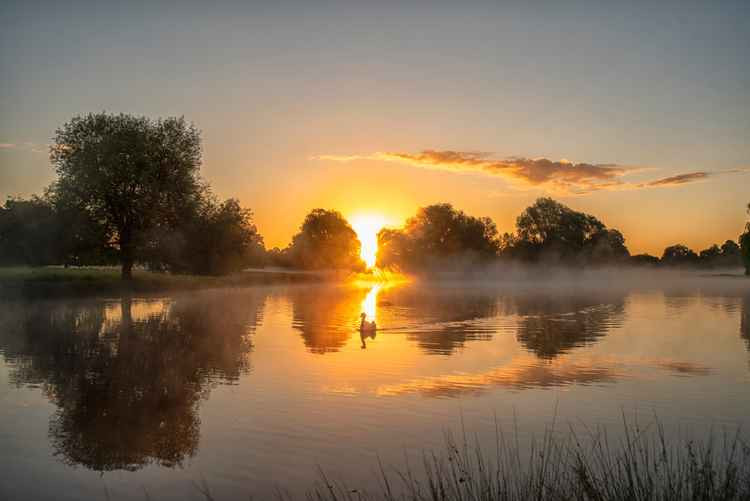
[301,416,750,501]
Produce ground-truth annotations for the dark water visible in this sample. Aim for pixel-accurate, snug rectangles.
[1,277,749,499]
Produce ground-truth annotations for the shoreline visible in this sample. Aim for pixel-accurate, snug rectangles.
[0,266,344,298]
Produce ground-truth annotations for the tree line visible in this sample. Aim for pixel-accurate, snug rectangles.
[1,112,749,278]
[375,198,750,274]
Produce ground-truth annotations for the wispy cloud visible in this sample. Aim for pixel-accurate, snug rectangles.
[316,150,748,194]
[639,169,748,188]
[0,142,47,154]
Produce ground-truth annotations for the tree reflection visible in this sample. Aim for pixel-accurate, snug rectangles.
[511,292,626,360]
[289,286,366,353]
[377,287,498,355]
[0,290,266,472]
[741,293,750,354]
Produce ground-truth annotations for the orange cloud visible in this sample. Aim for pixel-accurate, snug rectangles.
[316,150,748,194]
[639,169,749,188]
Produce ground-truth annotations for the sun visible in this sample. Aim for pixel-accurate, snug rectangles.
[349,213,389,268]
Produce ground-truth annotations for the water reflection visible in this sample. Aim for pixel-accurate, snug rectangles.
[742,294,750,365]
[290,286,367,353]
[361,284,381,323]
[512,294,626,360]
[377,287,498,355]
[0,290,266,472]
[376,358,621,397]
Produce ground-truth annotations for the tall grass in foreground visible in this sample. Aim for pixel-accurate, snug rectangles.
[299,417,750,501]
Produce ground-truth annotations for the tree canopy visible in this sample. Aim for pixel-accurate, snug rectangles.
[283,209,365,271]
[376,203,500,272]
[741,203,750,275]
[501,198,629,264]
[50,112,204,279]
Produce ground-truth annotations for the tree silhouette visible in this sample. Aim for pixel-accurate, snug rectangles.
[377,203,500,272]
[661,244,699,267]
[740,203,750,275]
[502,198,629,264]
[284,209,365,271]
[50,113,203,279]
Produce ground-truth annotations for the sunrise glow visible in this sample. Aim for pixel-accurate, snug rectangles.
[349,214,389,269]
[360,284,381,322]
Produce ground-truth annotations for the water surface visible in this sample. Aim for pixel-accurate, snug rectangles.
[1,277,749,499]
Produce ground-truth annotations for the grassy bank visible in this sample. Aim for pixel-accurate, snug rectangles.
[297,420,750,501]
[0,266,337,298]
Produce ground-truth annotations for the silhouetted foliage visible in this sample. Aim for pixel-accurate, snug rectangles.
[283,209,365,271]
[0,195,112,266]
[145,195,265,275]
[661,244,699,267]
[629,253,660,267]
[376,203,500,272]
[50,112,204,279]
[0,197,63,266]
[741,203,750,276]
[501,198,629,265]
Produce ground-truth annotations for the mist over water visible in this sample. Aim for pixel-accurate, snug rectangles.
[0,271,749,499]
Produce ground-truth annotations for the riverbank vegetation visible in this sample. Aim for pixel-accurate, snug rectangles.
[1,113,749,281]
[300,418,750,501]
[0,266,329,298]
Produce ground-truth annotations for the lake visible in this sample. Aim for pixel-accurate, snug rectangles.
[1,275,749,499]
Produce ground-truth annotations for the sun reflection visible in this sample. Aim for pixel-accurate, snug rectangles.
[361,284,382,322]
[349,214,388,269]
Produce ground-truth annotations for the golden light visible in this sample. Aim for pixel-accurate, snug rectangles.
[349,213,389,269]
[361,284,382,322]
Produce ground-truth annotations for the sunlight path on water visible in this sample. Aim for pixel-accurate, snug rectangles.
[361,283,381,322]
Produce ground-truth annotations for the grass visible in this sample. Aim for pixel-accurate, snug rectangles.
[0,265,333,297]
[298,416,750,501]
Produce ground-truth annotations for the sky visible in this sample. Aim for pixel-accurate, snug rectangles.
[1,0,748,255]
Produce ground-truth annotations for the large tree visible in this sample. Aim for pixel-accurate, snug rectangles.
[50,112,203,279]
[504,198,629,264]
[285,209,365,271]
[377,203,500,272]
[661,244,699,267]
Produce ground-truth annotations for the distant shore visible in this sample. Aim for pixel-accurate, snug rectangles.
[0,266,341,298]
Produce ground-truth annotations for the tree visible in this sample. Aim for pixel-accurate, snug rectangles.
[285,209,365,271]
[50,112,203,279]
[504,198,629,264]
[629,253,660,267]
[661,244,699,267]
[741,203,750,276]
[181,198,265,275]
[698,244,722,267]
[0,194,114,267]
[0,197,61,266]
[376,203,500,272]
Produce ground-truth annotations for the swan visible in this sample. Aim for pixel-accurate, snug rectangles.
[359,312,376,333]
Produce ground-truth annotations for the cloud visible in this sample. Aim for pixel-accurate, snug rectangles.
[639,169,748,188]
[316,150,748,194]
[320,150,626,193]
[0,142,47,154]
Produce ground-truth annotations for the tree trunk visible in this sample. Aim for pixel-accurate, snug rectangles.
[120,226,134,281]
[122,257,133,280]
